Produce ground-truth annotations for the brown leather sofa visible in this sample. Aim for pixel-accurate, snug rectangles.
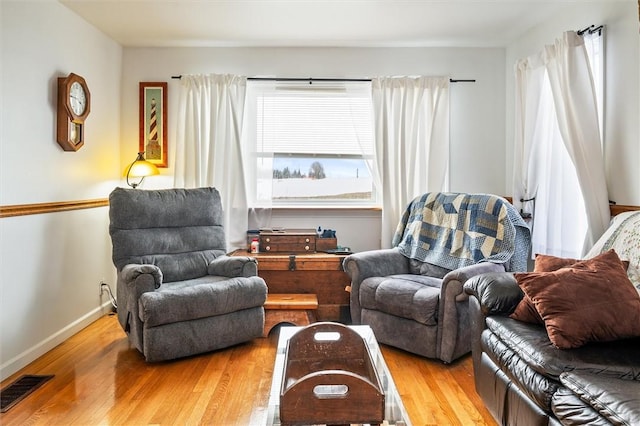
[463,210,640,425]
[464,270,640,426]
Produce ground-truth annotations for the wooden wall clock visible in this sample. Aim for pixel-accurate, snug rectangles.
[57,73,90,151]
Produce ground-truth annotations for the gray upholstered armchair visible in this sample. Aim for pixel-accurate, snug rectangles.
[343,192,531,363]
[109,187,267,362]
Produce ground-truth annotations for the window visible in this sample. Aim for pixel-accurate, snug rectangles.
[243,80,377,207]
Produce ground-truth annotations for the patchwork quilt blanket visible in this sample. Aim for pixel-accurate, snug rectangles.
[392,192,531,272]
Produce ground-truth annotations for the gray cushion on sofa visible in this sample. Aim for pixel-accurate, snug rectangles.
[359,274,442,326]
[409,259,452,278]
[140,276,267,327]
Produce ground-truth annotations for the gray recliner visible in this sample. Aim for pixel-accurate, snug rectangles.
[109,187,267,362]
[343,192,531,363]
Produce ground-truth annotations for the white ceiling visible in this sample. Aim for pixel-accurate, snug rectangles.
[60,0,614,48]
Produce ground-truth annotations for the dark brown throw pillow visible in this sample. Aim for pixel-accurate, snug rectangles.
[533,253,579,272]
[511,252,632,324]
[509,290,544,324]
[510,253,579,323]
[534,252,630,273]
[517,249,640,349]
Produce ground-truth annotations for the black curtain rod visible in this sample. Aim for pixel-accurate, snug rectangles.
[247,77,372,82]
[171,75,475,83]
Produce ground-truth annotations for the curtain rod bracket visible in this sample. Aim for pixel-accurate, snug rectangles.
[577,24,603,36]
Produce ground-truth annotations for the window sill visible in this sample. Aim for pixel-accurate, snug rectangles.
[251,205,382,211]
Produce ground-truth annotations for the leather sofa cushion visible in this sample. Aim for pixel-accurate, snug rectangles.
[359,274,442,325]
[557,372,640,426]
[484,316,640,416]
[139,275,268,327]
[486,316,640,380]
[483,329,558,409]
[552,387,615,426]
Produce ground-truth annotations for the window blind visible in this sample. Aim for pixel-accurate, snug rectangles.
[250,80,374,156]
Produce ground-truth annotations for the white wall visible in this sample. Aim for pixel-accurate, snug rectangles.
[121,46,506,250]
[0,2,122,380]
[505,1,640,205]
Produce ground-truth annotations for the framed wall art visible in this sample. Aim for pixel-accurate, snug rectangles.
[139,82,168,167]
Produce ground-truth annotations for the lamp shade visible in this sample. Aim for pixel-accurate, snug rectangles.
[124,152,159,188]
[125,158,160,178]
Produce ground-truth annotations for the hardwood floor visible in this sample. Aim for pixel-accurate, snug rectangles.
[0,314,496,425]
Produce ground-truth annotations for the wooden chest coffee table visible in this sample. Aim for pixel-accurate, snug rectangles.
[230,250,351,322]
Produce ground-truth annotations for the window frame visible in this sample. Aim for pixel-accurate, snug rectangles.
[243,79,379,208]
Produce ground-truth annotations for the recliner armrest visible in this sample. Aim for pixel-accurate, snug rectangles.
[464,272,523,316]
[343,247,411,325]
[343,248,410,284]
[116,264,163,350]
[208,255,258,277]
[121,264,163,290]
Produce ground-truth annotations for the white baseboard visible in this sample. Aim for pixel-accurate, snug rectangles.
[0,302,113,381]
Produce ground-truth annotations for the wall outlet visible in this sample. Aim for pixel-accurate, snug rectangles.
[99,281,118,312]
[99,280,106,296]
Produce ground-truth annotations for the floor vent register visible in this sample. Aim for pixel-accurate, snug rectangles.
[1,374,54,413]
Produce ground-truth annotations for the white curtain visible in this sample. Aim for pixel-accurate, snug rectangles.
[174,74,249,251]
[513,31,609,258]
[371,76,450,248]
[512,57,546,223]
[546,32,609,251]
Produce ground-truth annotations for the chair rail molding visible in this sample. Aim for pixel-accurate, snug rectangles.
[0,199,636,219]
[0,198,109,218]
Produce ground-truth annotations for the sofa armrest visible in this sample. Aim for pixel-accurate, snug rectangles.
[463,272,523,316]
[343,247,411,324]
[443,262,507,302]
[208,255,258,277]
[436,262,506,363]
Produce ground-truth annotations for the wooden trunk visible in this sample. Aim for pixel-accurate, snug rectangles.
[230,250,351,322]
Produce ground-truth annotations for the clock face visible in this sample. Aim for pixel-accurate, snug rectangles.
[69,81,86,116]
